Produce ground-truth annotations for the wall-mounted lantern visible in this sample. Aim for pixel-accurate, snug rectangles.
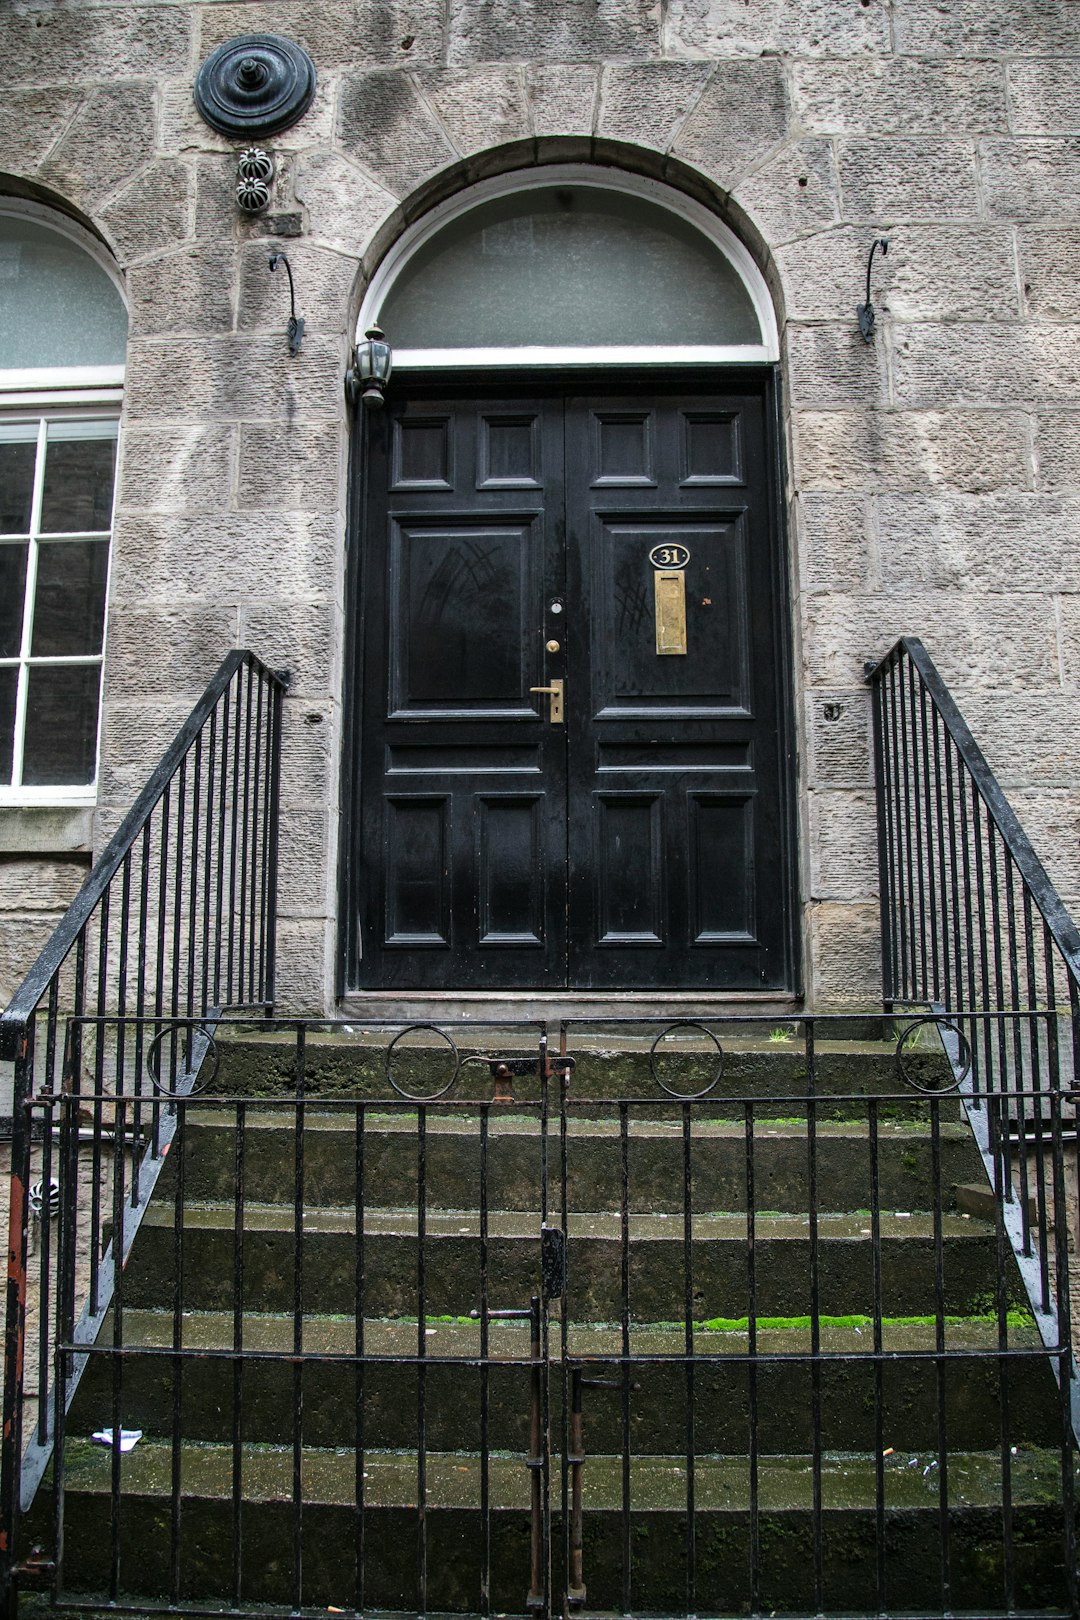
[346,327,393,409]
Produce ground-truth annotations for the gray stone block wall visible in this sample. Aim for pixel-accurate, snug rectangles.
[2,0,1079,1011]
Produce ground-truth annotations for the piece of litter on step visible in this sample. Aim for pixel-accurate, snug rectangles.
[923,1460,938,1477]
[895,1212,911,1219]
[426,1328,436,1336]
[861,1228,871,1235]
[882,1447,894,1457]
[91,1429,142,1452]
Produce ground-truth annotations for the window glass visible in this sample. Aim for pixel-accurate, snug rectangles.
[40,424,118,533]
[32,539,109,656]
[0,543,27,656]
[0,426,37,531]
[22,665,101,785]
[0,416,118,796]
[0,668,15,785]
[379,185,763,349]
[0,215,127,370]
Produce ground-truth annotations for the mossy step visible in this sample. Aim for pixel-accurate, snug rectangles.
[70,1310,1062,1456]
[164,1110,982,1216]
[212,1030,951,1107]
[42,1440,1076,1615]
[121,1203,1023,1320]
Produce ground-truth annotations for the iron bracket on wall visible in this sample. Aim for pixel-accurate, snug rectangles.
[857,236,889,343]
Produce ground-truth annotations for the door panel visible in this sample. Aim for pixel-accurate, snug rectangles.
[347,378,795,992]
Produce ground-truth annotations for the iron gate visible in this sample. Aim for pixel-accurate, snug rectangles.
[6,1014,1079,1618]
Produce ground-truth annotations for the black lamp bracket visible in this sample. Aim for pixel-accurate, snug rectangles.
[268,251,304,357]
[857,236,889,344]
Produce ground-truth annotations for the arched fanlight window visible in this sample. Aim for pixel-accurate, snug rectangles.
[360,167,778,367]
[0,204,128,803]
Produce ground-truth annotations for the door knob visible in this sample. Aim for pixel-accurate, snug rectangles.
[529,678,564,723]
[546,640,561,653]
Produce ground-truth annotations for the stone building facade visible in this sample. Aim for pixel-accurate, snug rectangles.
[2,0,1080,1015]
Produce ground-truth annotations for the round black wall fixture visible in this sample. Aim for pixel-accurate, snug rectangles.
[194,34,316,139]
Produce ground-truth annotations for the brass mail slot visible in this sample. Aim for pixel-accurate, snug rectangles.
[654,570,687,655]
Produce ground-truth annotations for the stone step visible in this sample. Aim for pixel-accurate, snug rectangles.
[71,1312,1062,1455]
[41,1438,1076,1615]
[163,1110,983,1215]
[120,1203,1022,1320]
[211,1027,950,1108]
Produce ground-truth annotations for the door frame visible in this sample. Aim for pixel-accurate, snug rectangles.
[338,365,801,998]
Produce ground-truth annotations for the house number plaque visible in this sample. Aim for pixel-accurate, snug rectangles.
[649,543,689,655]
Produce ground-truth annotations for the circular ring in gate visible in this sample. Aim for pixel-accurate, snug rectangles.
[895,1016,971,1094]
[386,1023,462,1100]
[649,1021,725,1100]
[146,1022,221,1096]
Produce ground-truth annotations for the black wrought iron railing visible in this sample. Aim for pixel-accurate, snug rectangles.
[867,636,1080,1429]
[0,650,286,1618]
[17,1013,1080,1620]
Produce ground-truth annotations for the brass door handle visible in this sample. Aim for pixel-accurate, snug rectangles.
[529,678,564,723]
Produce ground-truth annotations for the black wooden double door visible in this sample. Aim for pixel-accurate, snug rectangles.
[348,379,795,991]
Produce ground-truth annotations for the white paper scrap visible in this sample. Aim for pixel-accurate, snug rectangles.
[91,1428,143,1453]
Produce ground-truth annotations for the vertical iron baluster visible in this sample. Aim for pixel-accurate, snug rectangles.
[174,758,189,1036]
[36,1011,55,1446]
[292,1027,306,1612]
[52,1091,81,1613]
[805,1022,822,1615]
[559,1041,571,1620]
[257,673,273,1001]
[1048,1081,1078,1616]
[116,852,132,1160]
[989,1097,1014,1611]
[985,826,1011,1129]
[232,1099,246,1608]
[237,663,254,1004]
[956,763,980,1098]
[169,1100,186,1607]
[155,785,171,1035]
[417,1101,427,1616]
[930,1098,950,1609]
[539,1030,552,1620]
[214,684,231,1008]
[136,820,153,1155]
[917,673,939,1000]
[108,1094,128,1602]
[227,669,243,1006]
[620,1100,631,1616]
[248,672,264,1004]
[354,1100,366,1615]
[929,699,951,1007]
[895,655,918,1000]
[1,1018,35,1608]
[263,671,285,1007]
[871,656,898,1006]
[942,723,964,1019]
[681,1101,695,1619]
[744,1098,759,1618]
[186,736,202,1024]
[971,795,994,1099]
[89,894,111,1318]
[479,1103,490,1617]
[868,1097,885,1613]
[201,707,217,1017]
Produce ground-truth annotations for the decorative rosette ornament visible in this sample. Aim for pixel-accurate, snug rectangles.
[194,33,316,139]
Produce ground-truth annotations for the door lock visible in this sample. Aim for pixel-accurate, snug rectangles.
[545,640,561,654]
[529,678,564,723]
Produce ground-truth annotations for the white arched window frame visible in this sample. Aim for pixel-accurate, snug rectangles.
[358,165,780,368]
[0,201,127,807]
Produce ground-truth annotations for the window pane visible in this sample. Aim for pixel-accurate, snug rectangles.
[40,431,117,533]
[379,185,763,348]
[0,666,15,785]
[0,543,28,656]
[0,432,36,533]
[0,215,128,370]
[22,664,100,785]
[32,540,108,656]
